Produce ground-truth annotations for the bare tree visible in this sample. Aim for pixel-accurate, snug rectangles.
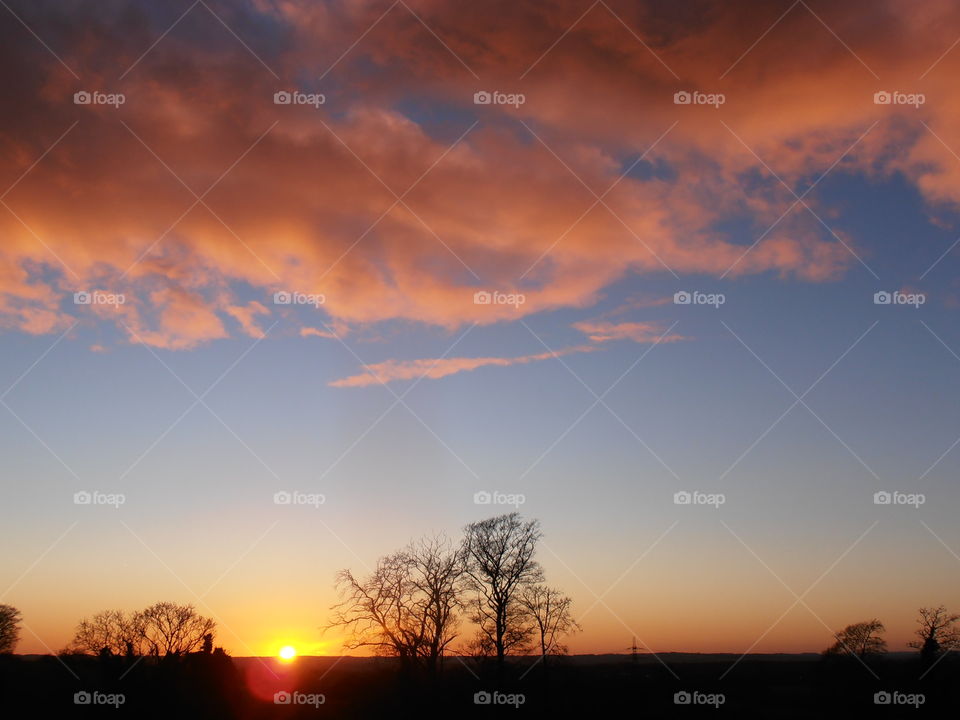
[908,606,960,661]
[823,619,886,657]
[136,602,216,657]
[407,534,464,671]
[67,603,214,657]
[519,585,581,662]
[329,534,464,671]
[462,513,543,673]
[331,552,417,660]
[67,610,144,656]
[0,604,21,654]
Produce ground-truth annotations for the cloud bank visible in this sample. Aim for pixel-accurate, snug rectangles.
[1,0,958,351]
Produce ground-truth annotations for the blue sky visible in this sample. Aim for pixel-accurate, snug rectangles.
[3,0,960,657]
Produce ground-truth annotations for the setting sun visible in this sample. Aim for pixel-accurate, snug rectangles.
[278,646,297,661]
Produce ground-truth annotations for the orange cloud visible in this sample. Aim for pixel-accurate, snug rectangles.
[573,320,687,344]
[225,301,270,339]
[1,0,959,349]
[110,287,229,351]
[300,327,337,339]
[329,345,597,387]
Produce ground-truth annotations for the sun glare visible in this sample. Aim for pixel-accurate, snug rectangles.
[278,645,297,661]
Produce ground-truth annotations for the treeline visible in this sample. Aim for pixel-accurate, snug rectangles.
[60,602,220,658]
[327,512,580,675]
[825,606,960,662]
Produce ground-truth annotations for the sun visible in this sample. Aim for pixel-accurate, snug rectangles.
[278,645,297,661]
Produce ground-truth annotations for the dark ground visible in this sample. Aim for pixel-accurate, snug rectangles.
[0,651,956,718]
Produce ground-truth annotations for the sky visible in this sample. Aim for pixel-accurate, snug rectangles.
[2,0,960,659]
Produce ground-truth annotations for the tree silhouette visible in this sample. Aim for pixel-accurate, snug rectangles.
[519,585,581,662]
[0,604,21,653]
[462,513,543,673]
[66,603,215,657]
[407,534,464,672]
[908,606,960,662]
[329,533,464,671]
[823,619,886,657]
[67,609,144,656]
[137,602,217,657]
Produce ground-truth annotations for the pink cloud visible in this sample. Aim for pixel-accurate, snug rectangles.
[300,326,337,339]
[572,320,687,344]
[1,0,958,349]
[225,301,270,339]
[329,345,597,387]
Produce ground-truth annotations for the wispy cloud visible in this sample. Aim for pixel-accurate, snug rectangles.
[330,345,597,387]
[572,320,687,344]
[300,326,337,340]
[332,317,684,387]
[225,301,269,339]
[597,296,675,318]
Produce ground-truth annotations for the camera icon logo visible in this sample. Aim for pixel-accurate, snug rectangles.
[274,491,292,505]
[474,691,492,705]
[473,91,492,105]
[473,290,491,305]
[873,291,891,305]
[873,491,892,505]
[273,291,292,305]
[674,491,692,505]
[74,691,92,705]
[74,491,92,505]
[673,91,691,105]
[474,491,492,505]
[873,91,891,105]
[673,291,691,305]
[874,691,891,705]
[674,691,692,704]
[274,691,292,705]
[74,291,91,305]
[274,91,292,105]
[73,91,91,105]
